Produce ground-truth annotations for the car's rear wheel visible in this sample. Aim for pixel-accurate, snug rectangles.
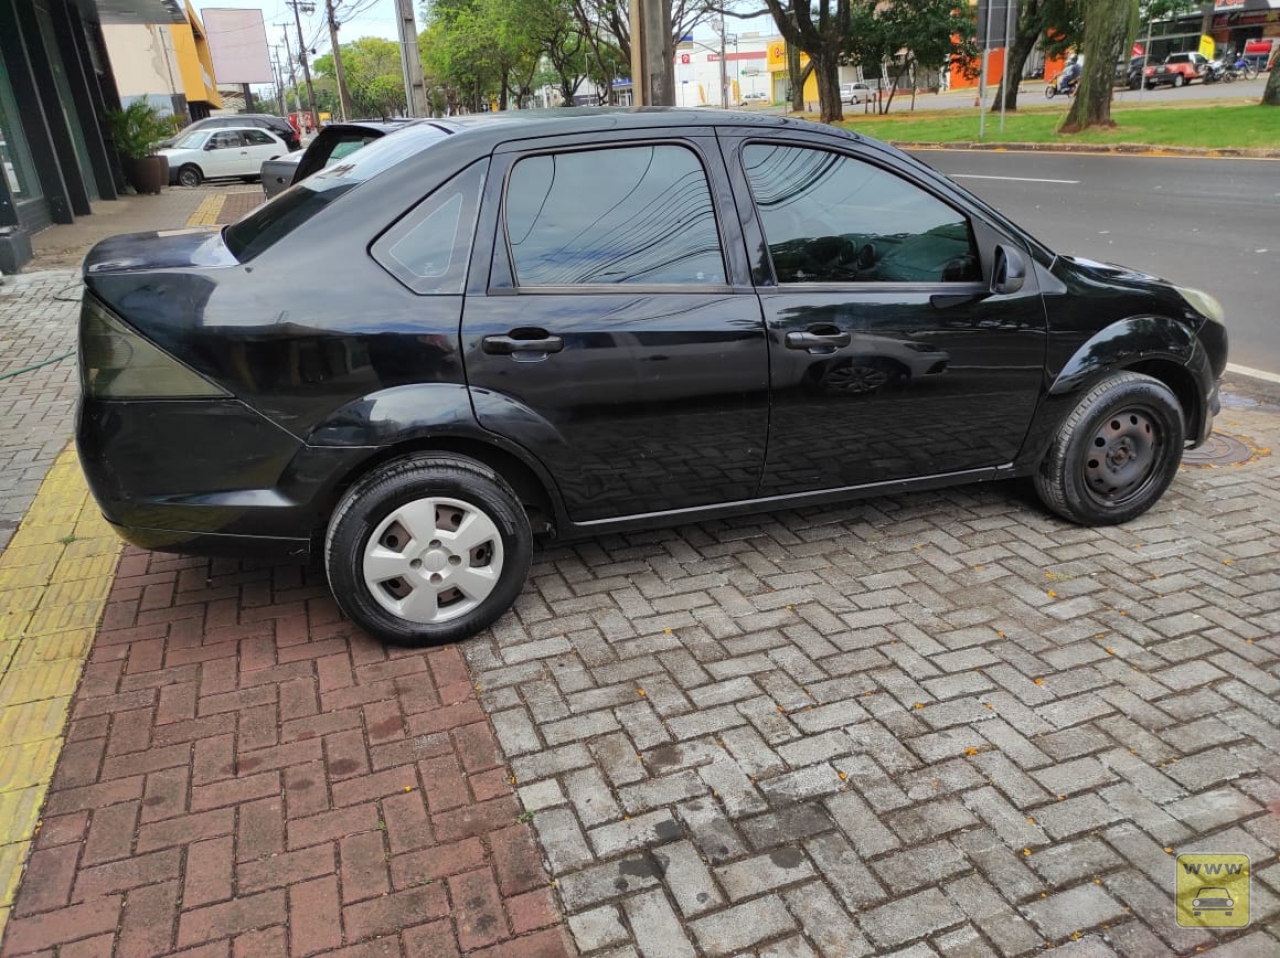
[325,454,533,646]
[1034,372,1185,526]
[177,165,202,188]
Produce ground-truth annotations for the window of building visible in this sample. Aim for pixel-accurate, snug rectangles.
[0,53,40,201]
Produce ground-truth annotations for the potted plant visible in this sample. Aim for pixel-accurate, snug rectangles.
[105,99,172,194]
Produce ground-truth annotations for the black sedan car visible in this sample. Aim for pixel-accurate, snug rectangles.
[76,110,1228,646]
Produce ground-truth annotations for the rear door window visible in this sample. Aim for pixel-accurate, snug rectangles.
[504,144,726,286]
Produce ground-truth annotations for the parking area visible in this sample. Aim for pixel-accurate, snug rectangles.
[1,181,1278,956]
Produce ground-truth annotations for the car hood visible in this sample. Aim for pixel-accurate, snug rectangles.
[1058,254,1175,291]
[83,228,237,278]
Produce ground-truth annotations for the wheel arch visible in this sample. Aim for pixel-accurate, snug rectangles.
[320,436,561,542]
[1015,315,1205,473]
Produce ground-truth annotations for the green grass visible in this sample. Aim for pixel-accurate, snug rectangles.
[838,103,1280,150]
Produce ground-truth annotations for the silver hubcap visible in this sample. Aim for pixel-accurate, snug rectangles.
[1083,409,1160,503]
[362,496,504,623]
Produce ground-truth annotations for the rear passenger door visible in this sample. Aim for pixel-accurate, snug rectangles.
[461,130,770,524]
[242,129,283,166]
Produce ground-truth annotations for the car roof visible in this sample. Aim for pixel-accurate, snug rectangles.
[431,107,862,143]
[181,126,281,135]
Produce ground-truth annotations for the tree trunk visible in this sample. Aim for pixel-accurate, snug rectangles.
[814,52,843,122]
[1264,58,1280,105]
[789,37,804,111]
[1060,0,1137,133]
[992,24,1038,111]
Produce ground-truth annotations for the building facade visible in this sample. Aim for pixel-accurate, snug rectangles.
[101,0,222,121]
[0,0,187,272]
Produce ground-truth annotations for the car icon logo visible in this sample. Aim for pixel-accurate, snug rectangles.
[1191,887,1234,916]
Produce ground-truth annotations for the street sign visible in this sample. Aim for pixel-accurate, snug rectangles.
[976,0,1019,49]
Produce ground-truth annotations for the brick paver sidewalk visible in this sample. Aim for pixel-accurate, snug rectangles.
[1,549,571,957]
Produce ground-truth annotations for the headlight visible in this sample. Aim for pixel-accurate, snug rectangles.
[1175,285,1225,325]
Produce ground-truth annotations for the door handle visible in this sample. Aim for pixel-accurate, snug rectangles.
[785,329,851,352]
[482,329,565,357]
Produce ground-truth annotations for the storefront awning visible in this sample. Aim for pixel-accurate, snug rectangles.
[1213,0,1280,11]
[80,0,186,25]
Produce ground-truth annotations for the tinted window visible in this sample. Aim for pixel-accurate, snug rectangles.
[373,160,485,294]
[244,130,276,146]
[506,144,726,286]
[743,144,980,285]
[224,122,447,262]
[327,136,377,166]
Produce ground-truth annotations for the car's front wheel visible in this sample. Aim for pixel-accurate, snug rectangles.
[1034,372,1185,526]
[1173,73,1185,87]
[177,165,202,188]
[325,454,533,646]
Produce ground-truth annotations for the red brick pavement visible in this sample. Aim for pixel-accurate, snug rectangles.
[1,548,574,958]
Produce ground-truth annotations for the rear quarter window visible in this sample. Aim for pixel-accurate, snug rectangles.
[223,123,449,262]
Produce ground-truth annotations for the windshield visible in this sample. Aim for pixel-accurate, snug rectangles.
[222,123,449,262]
[171,130,209,149]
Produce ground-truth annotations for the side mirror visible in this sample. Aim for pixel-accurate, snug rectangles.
[992,244,1026,295]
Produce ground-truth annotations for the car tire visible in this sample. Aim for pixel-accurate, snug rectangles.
[1034,372,1185,526]
[325,454,533,647]
[177,165,202,188]
[1173,73,1184,87]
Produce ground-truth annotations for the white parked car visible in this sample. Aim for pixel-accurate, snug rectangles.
[159,127,289,188]
[840,82,877,104]
[739,91,770,105]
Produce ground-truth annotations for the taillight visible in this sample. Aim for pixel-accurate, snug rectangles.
[79,296,229,399]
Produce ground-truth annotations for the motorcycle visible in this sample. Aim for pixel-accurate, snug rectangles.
[1202,59,1227,83]
[1045,72,1079,99]
[1224,56,1259,82]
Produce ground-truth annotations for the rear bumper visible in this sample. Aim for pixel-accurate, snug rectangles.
[107,520,312,559]
[78,397,372,557]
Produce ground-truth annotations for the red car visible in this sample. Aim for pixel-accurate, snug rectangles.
[1144,51,1210,89]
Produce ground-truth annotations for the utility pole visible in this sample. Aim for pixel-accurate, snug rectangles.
[279,27,304,111]
[271,47,286,115]
[717,16,727,108]
[287,0,319,128]
[324,0,353,121]
[628,0,673,105]
[393,0,427,116]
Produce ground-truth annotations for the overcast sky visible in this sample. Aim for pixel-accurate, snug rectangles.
[202,0,780,87]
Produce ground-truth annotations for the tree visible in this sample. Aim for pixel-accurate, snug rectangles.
[850,0,978,115]
[315,37,406,118]
[989,0,1080,113]
[1059,0,1137,133]
[1265,50,1280,105]
[757,0,850,122]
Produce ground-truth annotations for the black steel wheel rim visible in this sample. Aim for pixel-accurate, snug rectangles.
[1081,405,1165,507]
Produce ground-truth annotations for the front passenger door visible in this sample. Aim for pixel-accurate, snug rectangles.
[722,137,1047,495]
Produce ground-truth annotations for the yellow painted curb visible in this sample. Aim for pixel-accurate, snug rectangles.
[0,197,216,938]
[0,447,122,932]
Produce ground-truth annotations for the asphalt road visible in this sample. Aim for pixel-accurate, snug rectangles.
[910,148,1280,378]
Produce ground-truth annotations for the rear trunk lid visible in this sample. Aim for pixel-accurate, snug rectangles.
[82,227,238,279]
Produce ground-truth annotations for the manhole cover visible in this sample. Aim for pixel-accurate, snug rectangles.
[1182,431,1264,468]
